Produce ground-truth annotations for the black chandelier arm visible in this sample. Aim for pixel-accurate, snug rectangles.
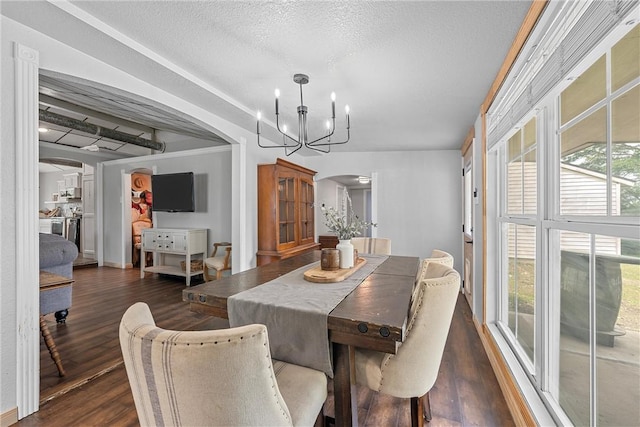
[275,112,311,148]
[306,128,350,147]
[303,117,337,146]
[274,113,287,135]
[257,133,302,155]
[284,143,303,156]
[305,142,331,153]
[278,130,304,147]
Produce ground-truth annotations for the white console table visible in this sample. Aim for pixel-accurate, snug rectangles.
[140,228,207,286]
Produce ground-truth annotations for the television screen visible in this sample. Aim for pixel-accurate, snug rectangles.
[151,172,195,212]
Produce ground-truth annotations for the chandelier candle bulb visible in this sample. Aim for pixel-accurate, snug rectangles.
[275,89,280,114]
[345,105,350,128]
[256,112,261,134]
[331,92,336,118]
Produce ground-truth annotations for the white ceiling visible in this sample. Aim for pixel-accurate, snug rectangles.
[3,0,533,155]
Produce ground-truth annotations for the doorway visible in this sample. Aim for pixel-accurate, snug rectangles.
[462,139,474,307]
[316,174,374,238]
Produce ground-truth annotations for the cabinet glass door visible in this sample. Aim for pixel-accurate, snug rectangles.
[300,178,314,243]
[278,177,296,245]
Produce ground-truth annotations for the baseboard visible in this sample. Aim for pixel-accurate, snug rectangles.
[102,261,123,268]
[473,317,536,426]
[1,407,18,427]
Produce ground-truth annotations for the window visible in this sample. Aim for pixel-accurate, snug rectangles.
[492,21,639,426]
[500,116,538,367]
[506,223,536,363]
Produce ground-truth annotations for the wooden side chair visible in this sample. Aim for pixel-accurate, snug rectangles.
[203,242,231,281]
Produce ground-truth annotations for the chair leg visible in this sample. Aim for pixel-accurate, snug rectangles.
[410,396,424,427]
[203,267,211,281]
[422,392,432,422]
[216,269,222,280]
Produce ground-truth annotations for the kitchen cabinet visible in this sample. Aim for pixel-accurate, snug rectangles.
[82,166,95,256]
[63,172,82,188]
[257,158,319,266]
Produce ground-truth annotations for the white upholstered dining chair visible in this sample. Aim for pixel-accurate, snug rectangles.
[351,237,391,255]
[416,249,454,285]
[119,302,327,427]
[354,262,460,427]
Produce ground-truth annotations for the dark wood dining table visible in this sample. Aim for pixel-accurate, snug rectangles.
[183,251,419,427]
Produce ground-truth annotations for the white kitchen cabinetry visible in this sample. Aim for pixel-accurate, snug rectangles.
[82,167,95,257]
[140,228,207,286]
[63,172,82,188]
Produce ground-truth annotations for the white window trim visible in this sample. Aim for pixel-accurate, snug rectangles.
[487,5,640,424]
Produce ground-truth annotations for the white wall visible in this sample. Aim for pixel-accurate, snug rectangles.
[1,12,19,417]
[315,178,341,235]
[101,147,232,267]
[305,150,463,272]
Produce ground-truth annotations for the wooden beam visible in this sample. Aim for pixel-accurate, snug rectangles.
[474,318,537,426]
[461,125,475,155]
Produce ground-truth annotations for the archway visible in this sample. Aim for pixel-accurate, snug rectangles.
[316,174,375,239]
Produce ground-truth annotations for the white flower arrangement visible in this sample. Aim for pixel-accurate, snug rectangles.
[321,192,376,240]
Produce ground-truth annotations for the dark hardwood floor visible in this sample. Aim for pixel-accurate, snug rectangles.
[19,265,514,426]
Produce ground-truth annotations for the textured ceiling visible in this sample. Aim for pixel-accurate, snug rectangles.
[3,0,533,154]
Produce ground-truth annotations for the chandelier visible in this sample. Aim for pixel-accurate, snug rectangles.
[256,73,350,156]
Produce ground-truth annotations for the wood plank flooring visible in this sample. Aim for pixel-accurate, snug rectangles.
[18,266,514,426]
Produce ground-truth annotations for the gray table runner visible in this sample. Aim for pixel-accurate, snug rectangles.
[228,254,388,377]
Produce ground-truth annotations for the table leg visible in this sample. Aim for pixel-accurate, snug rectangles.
[333,343,358,427]
[40,315,66,377]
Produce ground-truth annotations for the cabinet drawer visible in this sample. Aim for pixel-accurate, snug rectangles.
[143,230,188,252]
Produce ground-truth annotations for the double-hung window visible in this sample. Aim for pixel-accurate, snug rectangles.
[490,15,639,426]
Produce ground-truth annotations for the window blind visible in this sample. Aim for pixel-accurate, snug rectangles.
[487,0,638,149]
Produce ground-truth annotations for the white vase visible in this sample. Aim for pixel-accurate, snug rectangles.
[336,239,354,268]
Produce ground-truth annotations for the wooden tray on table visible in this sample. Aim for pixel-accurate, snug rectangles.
[303,257,367,283]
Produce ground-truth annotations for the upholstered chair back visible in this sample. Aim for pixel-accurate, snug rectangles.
[120,302,296,427]
[415,249,454,284]
[356,263,460,399]
[351,237,391,255]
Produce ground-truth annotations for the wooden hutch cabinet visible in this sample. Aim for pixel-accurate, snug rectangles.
[257,158,319,265]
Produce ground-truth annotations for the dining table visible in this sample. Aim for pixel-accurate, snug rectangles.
[183,250,419,427]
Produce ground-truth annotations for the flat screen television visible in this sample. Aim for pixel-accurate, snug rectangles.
[151,172,195,212]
